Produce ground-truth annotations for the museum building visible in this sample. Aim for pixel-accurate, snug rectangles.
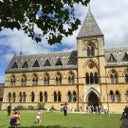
[1,8,128,113]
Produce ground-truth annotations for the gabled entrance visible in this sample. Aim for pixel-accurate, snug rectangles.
[88,92,99,106]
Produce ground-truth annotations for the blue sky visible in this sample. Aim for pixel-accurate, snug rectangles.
[0,0,128,83]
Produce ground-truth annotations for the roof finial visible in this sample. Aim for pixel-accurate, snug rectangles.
[19,48,23,55]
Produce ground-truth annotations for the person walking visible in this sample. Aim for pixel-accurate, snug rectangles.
[36,108,42,124]
[63,103,68,116]
[7,104,12,116]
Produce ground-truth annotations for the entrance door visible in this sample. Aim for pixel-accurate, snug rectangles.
[88,92,99,106]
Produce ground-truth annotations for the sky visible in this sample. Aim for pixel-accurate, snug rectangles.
[0,0,128,83]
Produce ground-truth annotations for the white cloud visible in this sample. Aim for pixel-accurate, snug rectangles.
[0,0,128,83]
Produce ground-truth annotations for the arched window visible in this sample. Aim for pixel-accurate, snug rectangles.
[72,91,77,102]
[110,74,114,83]
[19,92,22,102]
[31,92,35,102]
[23,92,26,102]
[115,91,120,102]
[87,44,95,57]
[125,74,128,83]
[32,76,38,86]
[91,46,94,56]
[39,92,43,102]
[94,72,98,84]
[54,91,57,102]
[125,90,128,102]
[21,76,26,86]
[90,73,94,84]
[86,73,89,84]
[68,72,74,84]
[58,91,61,102]
[8,92,11,102]
[44,91,48,102]
[10,76,16,86]
[110,70,118,84]
[87,47,90,56]
[56,73,62,85]
[110,91,114,102]
[68,91,72,102]
[44,73,50,85]
[12,92,16,103]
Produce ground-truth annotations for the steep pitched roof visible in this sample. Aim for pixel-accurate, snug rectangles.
[77,7,103,38]
[6,50,77,73]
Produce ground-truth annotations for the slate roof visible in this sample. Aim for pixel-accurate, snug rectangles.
[104,46,128,66]
[6,50,77,73]
[77,7,103,38]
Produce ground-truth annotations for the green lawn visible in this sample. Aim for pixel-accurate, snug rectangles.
[0,110,121,128]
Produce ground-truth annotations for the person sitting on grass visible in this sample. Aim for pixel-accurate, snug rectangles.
[10,111,21,128]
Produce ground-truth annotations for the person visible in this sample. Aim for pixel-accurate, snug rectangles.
[63,103,68,116]
[7,104,12,116]
[120,106,128,128]
[10,111,21,128]
[36,108,42,124]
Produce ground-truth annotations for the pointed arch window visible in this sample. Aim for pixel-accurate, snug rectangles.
[110,91,114,102]
[12,92,16,103]
[10,76,16,86]
[73,91,76,102]
[91,46,94,56]
[58,91,61,102]
[39,92,43,102]
[125,90,128,102]
[19,92,22,102]
[56,73,62,85]
[86,73,89,84]
[8,92,11,103]
[44,91,48,102]
[23,92,26,102]
[115,90,120,102]
[90,72,94,84]
[87,47,90,56]
[110,70,118,84]
[87,43,95,57]
[54,91,57,102]
[32,75,38,86]
[44,73,49,85]
[68,73,75,84]
[94,72,98,84]
[68,91,72,102]
[31,92,35,102]
[21,76,27,86]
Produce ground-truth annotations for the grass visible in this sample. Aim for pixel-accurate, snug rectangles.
[0,110,122,128]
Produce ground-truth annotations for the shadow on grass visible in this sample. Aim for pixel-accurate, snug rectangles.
[20,125,82,128]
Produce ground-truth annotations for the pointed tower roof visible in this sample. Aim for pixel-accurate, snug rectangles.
[77,7,103,38]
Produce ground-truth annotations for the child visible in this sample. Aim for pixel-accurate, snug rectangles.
[10,111,21,128]
[36,108,42,124]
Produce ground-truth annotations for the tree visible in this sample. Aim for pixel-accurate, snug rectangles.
[0,0,90,45]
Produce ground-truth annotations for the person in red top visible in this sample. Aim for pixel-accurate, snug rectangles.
[10,111,21,127]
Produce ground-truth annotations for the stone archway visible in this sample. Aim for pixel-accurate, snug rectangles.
[88,92,99,106]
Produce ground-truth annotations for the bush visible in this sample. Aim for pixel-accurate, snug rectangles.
[28,105,34,110]
[37,102,45,110]
[17,105,24,110]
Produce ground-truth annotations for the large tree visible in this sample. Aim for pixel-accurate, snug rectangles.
[0,0,90,45]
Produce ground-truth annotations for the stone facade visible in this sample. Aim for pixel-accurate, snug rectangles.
[1,8,128,113]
